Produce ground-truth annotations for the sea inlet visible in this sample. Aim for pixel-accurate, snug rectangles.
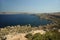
[0,14,52,27]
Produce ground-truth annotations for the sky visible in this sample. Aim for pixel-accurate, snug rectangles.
[0,0,60,13]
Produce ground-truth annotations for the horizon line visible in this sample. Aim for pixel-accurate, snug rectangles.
[0,11,60,14]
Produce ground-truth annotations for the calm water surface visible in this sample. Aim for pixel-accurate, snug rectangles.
[0,14,52,27]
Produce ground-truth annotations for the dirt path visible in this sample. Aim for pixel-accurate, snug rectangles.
[5,33,27,40]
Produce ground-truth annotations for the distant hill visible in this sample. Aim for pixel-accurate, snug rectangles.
[0,12,31,14]
[0,12,60,14]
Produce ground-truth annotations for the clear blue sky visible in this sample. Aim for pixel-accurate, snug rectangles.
[0,0,60,13]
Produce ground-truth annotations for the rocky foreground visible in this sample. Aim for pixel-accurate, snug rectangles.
[0,25,60,40]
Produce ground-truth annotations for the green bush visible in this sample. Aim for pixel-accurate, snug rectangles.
[25,33,32,40]
[25,31,60,40]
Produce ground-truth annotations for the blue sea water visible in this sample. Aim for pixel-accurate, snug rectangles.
[0,14,52,27]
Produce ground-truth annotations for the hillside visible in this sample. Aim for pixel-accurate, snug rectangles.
[0,12,60,40]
